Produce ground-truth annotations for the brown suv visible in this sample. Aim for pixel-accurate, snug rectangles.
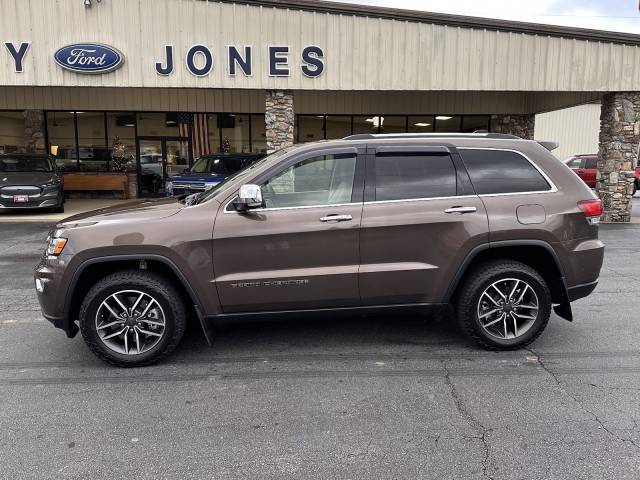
[34,133,604,367]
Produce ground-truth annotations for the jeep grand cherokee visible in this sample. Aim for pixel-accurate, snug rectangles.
[35,133,604,367]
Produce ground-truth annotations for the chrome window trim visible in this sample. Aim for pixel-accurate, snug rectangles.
[363,194,478,206]
[457,147,558,196]
[223,198,361,213]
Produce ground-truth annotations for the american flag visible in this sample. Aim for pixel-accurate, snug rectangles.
[178,113,210,158]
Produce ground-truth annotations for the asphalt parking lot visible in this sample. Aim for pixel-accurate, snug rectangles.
[0,218,639,479]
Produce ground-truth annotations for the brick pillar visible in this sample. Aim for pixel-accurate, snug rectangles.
[490,114,535,139]
[597,92,638,222]
[265,90,294,153]
[23,110,46,153]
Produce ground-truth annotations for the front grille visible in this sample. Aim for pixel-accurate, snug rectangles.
[0,185,42,196]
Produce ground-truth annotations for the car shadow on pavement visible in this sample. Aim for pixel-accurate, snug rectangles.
[172,311,475,363]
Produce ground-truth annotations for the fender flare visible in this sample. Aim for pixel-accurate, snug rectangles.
[443,240,572,320]
[63,254,208,337]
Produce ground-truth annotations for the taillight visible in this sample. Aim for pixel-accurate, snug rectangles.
[577,199,602,225]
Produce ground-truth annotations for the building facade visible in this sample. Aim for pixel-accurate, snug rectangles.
[1,0,639,219]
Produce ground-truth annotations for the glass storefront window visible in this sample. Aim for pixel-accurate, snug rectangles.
[136,113,183,137]
[408,116,435,133]
[106,112,136,172]
[76,112,107,172]
[435,115,462,132]
[325,115,351,139]
[207,114,222,153]
[0,111,26,153]
[353,115,380,134]
[220,113,250,153]
[462,115,490,133]
[47,112,77,172]
[297,115,324,143]
[251,114,267,153]
[380,115,406,134]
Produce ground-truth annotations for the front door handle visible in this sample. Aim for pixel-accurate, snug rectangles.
[320,214,353,222]
[444,206,477,214]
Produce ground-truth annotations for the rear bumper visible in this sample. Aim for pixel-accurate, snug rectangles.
[567,280,598,302]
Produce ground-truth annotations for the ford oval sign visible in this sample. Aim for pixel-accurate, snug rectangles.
[54,43,124,74]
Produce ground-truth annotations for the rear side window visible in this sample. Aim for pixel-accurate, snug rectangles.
[460,149,550,195]
[375,152,457,201]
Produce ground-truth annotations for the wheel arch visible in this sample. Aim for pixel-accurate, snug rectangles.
[445,240,570,314]
[64,255,208,340]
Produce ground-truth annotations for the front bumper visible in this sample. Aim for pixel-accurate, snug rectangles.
[34,255,78,338]
[0,190,62,209]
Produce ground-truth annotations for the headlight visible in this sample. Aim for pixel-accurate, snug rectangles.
[166,181,173,193]
[41,178,60,188]
[46,237,67,256]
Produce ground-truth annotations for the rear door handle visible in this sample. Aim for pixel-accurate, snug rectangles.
[320,214,353,222]
[444,206,477,214]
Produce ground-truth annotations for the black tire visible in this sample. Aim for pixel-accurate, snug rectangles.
[456,260,551,350]
[79,270,186,367]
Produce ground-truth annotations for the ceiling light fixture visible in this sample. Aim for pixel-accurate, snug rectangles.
[414,123,431,127]
[436,116,452,121]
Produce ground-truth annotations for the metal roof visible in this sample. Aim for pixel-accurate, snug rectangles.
[217,0,640,46]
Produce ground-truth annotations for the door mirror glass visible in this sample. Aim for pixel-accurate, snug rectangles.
[234,184,263,210]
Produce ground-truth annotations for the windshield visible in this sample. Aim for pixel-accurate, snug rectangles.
[191,156,246,175]
[192,147,293,205]
[0,156,54,172]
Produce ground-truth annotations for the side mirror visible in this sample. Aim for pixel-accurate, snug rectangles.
[234,184,263,211]
[182,167,189,173]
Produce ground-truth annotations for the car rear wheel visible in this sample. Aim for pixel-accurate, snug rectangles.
[79,270,186,367]
[456,260,551,350]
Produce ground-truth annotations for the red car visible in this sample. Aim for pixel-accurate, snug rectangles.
[565,154,598,188]
[565,154,639,195]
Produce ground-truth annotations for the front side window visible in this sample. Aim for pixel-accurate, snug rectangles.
[375,153,457,201]
[261,153,356,208]
[460,149,551,195]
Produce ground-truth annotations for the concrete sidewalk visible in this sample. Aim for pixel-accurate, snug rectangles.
[0,199,130,223]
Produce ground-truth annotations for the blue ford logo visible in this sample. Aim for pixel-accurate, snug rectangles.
[54,43,124,74]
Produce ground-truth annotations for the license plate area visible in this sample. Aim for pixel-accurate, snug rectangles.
[13,195,29,203]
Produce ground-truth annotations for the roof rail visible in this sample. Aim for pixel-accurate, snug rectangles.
[342,132,521,140]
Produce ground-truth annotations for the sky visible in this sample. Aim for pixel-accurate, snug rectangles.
[326,0,640,33]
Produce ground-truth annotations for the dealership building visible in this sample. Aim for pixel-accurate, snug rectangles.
[1,0,639,220]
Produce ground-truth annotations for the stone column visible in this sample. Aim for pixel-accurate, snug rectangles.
[490,114,535,139]
[23,110,46,153]
[265,90,294,153]
[596,92,639,222]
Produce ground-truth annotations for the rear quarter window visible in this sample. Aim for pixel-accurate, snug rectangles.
[460,149,551,195]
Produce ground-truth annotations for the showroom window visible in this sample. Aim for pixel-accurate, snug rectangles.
[251,114,267,153]
[0,111,27,153]
[220,114,251,153]
[325,116,352,139]
[297,115,325,143]
[296,114,498,138]
[76,112,108,172]
[106,112,137,172]
[46,112,78,172]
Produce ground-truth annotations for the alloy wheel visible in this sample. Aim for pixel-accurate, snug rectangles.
[476,278,539,340]
[95,290,166,355]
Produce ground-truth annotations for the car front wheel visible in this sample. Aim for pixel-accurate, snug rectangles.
[79,270,186,367]
[456,260,551,350]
